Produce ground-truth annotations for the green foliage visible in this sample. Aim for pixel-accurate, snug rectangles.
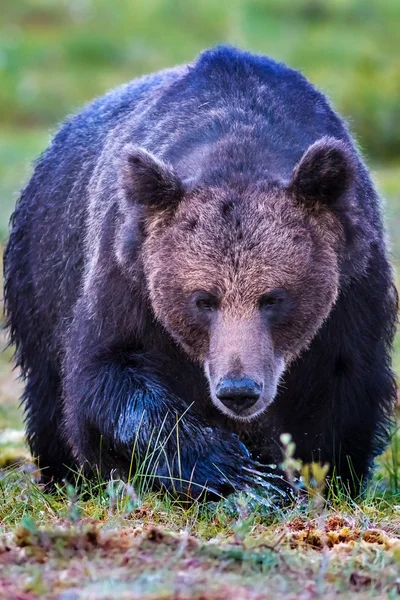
[0,129,49,242]
[1,0,400,161]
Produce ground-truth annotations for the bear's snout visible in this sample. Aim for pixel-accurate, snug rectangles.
[215,377,262,415]
[204,314,284,420]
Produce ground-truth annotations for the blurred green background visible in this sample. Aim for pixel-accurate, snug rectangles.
[0,0,399,376]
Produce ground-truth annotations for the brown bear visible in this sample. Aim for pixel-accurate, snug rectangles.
[4,46,397,498]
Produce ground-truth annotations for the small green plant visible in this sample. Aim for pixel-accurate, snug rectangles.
[280,432,329,513]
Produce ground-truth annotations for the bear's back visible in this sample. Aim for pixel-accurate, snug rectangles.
[110,46,349,182]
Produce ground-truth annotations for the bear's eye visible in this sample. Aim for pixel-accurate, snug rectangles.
[194,291,219,312]
[259,290,287,310]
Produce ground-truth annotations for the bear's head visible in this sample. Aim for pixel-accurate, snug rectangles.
[117,138,356,421]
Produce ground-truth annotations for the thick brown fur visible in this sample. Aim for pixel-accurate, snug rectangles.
[4,46,397,497]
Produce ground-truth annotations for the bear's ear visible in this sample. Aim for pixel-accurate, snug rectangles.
[120,145,184,211]
[288,137,355,207]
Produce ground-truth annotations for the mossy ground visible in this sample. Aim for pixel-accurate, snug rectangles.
[1,447,400,598]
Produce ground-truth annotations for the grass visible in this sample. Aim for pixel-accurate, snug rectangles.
[1,438,400,598]
[0,0,400,598]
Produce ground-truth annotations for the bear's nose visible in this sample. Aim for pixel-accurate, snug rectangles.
[215,378,261,415]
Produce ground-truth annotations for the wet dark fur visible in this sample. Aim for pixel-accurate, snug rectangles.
[4,46,397,496]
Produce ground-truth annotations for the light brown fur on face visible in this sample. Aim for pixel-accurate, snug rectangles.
[204,313,285,420]
[142,179,343,420]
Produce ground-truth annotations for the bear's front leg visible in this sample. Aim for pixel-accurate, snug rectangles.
[63,350,258,498]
